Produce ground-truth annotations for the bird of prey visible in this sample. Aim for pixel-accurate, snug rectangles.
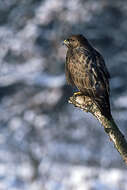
[64,34,112,120]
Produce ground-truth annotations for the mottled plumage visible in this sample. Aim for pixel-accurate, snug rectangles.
[64,34,112,119]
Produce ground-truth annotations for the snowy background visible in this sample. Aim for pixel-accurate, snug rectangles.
[0,0,127,189]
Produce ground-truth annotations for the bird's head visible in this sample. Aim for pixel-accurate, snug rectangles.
[63,34,89,49]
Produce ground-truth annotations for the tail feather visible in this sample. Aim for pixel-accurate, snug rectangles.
[94,95,112,120]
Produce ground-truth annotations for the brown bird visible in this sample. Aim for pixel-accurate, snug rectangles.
[64,34,112,120]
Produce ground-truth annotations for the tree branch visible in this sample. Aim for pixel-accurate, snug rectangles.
[69,93,127,164]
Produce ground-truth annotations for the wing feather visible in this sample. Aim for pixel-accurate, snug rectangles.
[67,47,110,98]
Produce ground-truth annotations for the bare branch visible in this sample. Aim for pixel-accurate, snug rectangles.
[69,93,127,164]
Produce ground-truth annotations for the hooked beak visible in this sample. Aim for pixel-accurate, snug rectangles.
[63,39,69,47]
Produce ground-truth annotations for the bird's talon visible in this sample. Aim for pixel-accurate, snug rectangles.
[74,92,82,96]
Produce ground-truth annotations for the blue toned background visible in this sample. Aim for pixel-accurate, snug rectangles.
[0,0,127,189]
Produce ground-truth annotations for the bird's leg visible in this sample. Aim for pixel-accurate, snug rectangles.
[74,91,83,96]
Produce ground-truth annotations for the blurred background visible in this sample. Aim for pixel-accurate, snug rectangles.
[0,0,127,189]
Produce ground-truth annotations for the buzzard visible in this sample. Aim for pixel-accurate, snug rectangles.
[64,34,112,120]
